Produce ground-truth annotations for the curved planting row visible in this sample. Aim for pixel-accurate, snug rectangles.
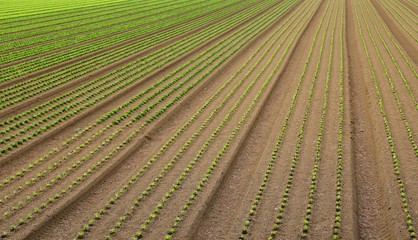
[362,5,418,110]
[385,0,418,24]
[353,0,417,237]
[379,0,418,30]
[389,0,418,23]
[405,0,418,8]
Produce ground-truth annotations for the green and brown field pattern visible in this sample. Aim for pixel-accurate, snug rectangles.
[1,0,418,239]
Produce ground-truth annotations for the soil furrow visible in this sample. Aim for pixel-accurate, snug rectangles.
[347,0,409,238]
[191,0,320,238]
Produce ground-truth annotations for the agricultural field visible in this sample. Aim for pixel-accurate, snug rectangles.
[0,0,417,239]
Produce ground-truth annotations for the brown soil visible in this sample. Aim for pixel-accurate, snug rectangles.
[1,0,418,239]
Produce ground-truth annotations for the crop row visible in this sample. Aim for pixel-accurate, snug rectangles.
[0,2,295,234]
[0,9,223,107]
[3,0,272,158]
[300,0,339,237]
[0,0,220,59]
[0,0,185,42]
[363,0,418,111]
[236,0,332,238]
[365,0,418,95]
[3,5,284,217]
[375,0,418,44]
[0,0,265,82]
[85,30,270,238]
[0,0,165,29]
[0,17,260,208]
[0,0,129,22]
[157,54,280,240]
[0,0,210,52]
[0,13,267,206]
[363,0,418,110]
[406,0,418,8]
[0,0,250,119]
[0,0,244,65]
[333,2,346,238]
[266,2,335,238]
[385,0,418,24]
[161,3,317,239]
[73,2,300,238]
[0,33,237,204]
[0,47,232,238]
[360,0,418,162]
[119,77,253,239]
[0,0,267,108]
[0,0,282,168]
[75,18,281,237]
[0,5,228,108]
[353,0,416,237]
[3,3,278,200]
